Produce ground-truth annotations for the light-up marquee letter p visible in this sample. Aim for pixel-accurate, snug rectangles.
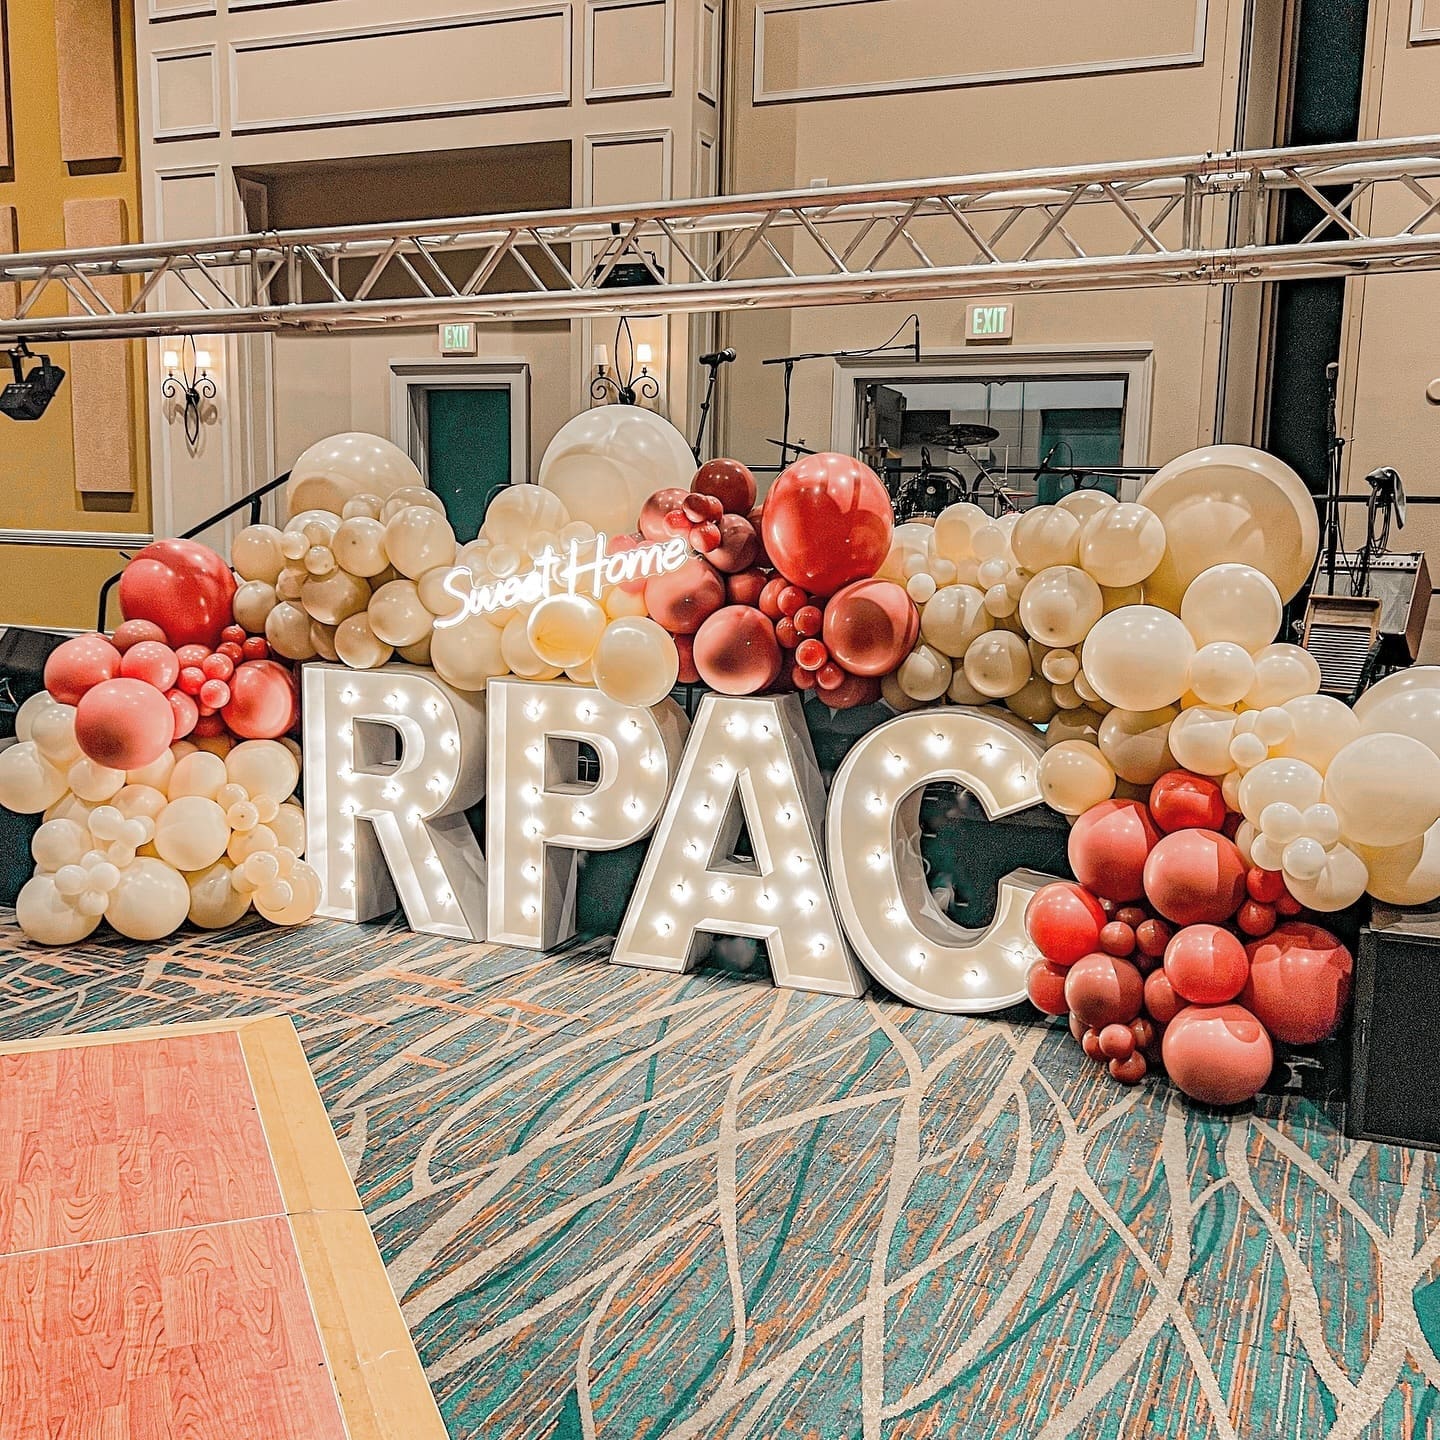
[827,707,1056,1013]
[303,663,487,938]
[486,678,689,948]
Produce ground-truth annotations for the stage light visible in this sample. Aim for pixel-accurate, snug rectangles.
[0,343,65,421]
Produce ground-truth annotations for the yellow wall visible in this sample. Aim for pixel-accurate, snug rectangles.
[0,0,149,629]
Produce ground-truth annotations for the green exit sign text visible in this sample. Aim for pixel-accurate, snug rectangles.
[440,322,477,356]
[966,303,1013,341]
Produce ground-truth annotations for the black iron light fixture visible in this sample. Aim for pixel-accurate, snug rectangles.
[591,315,660,406]
[161,335,217,446]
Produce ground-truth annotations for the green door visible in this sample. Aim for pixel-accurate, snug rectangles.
[424,387,513,542]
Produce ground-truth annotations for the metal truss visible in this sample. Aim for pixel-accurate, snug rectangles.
[6,135,1440,342]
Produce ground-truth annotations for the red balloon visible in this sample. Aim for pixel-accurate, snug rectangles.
[1025,881,1107,967]
[707,514,761,575]
[1135,917,1172,959]
[1148,770,1227,834]
[1098,1023,1135,1061]
[1235,900,1276,938]
[1067,799,1161,903]
[692,606,783,695]
[1240,921,1353,1045]
[74,678,175,770]
[118,539,237,649]
[1100,921,1136,957]
[1162,1004,1274,1106]
[1246,867,1287,904]
[192,712,227,739]
[44,633,122,705]
[1143,967,1186,1025]
[692,458,757,516]
[1109,1052,1148,1085]
[111,619,167,652]
[674,634,700,685]
[644,556,726,635]
[639,488,692,542]
[821,579,920,677]
[760,452,893,596]
[1143,828,1248,927]
[1275,892,1303,917]
[166,688,199,741]
[1163,924,1249,1005]
[726,568,767,608]
[1064,952,1144,1029]
[1027,959,1070,1016]
[119,640,180,692]
[816,671,881,710]
[221,660,297,739]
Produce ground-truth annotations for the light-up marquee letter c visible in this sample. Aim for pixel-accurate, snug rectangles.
[303,663,487,939]
[827,707,1058,1013]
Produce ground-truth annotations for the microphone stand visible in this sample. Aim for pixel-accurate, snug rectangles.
[692,355,725,463]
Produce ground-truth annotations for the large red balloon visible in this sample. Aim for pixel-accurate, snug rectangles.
[1163,924,1249,1005]
[1067,799,1161,903]
[221,660,297,739]
[1162,1004,1273,1106]
[644,556,726,635]
[1143,828,1248,927]
[1025,881,1107,967]
[692,606,783,695]
[692,458,757,516]
[1027,959,1070,1016]
[119,640,180,692]
[119,539,237,649]
[1064,952,1144,1029]
[74,678,175,770]
[760,453,892,597]
[1148,770,1227,834]
[821,579,920,677]
[1240,922,1353,1045]
[43,633,121,705]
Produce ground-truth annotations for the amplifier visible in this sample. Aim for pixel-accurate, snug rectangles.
[1349,903,1440,1150]
[1312,551,1431,664]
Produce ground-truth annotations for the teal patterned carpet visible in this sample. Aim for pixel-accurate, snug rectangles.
[1,912,1438,1438]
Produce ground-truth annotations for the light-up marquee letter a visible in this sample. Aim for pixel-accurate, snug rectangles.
[827,706,1056,1013]
[303,663,487,939]
[486,678,689,948]
[614,693,865,997]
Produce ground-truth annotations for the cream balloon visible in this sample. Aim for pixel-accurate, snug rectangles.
[1244,644,1322,709]
[418,564,465,619]
[1039,740,1116,816]
[16,874,100,945]
[603,585,649,619]
[368,579,434,648]
[527,594,607,669]
[266,601,320,660]
[1354,685,1440,761]
[1282,843,1370,913]
[255,858,322,926]
[1179,564,1284,653]
[1101,584,1145,613]
[1354,665,1440,721]
[430,613,508,690]
[1017,566,1103,648]
[331,515,390,578]
[67,757,126,803]
[500,616,562,680]
[0,742,68,813]
[15,691,59,744]
[1076,503,1166,587]
[32,818,88,872]
[382,506,456,579]
[1167,706,1239,776]
[310,622,340,662]
[1010,506,1081,571]
[1139,445,1319,608]
[1055,489,1117,523]
[270,801,307,855]
[1081,606,1195,711]
[1097,706,1178,785]
[187,859,253,929]
[897,644,953,702]
[334,613,394,670]
[286,432,422,520]
[226,740,299,803]
[1355,825,1440,906]
[1045,706,1106,749]
[920,585,991,657]
[114,783,168,824]
[1324,733,1440,848]
[591,617,680,707]
[1238,757,1324,826]
[961,631,1029,699]
[380,486,446,522]
[397,635,432,666]
[945,667,989,707]
[1187,642,1255,707]
[231,524,287,584]
[232,581,278,634]
[154,796,230,871]
[30,705,81,767]
[105,857,191,940]
[1272,694,1360,771]
[931,502,988,562]
[482,485,571,549]
[127,749,176,792]
[1005,675,1059,725]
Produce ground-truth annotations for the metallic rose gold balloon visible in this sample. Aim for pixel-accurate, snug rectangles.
[692,606,783,694]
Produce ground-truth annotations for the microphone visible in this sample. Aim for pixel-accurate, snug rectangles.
[698,348,736,366]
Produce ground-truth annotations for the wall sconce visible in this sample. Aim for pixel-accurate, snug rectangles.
[161,335,217,446]
[591,316,660,406]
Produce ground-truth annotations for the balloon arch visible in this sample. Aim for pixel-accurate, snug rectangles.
[4,409,1438,1110]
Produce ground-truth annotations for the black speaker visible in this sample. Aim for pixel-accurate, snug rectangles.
[1349,903,1440,1150]
[0,627,70,739]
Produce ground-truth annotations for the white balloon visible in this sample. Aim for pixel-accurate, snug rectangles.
[168,750,228,801]
[0,741,70,813]
[231,524,287,584]
[1355,685,1440,761]
[105,858,191,941]
[187,859,254,930]
[1243,644,1322,709]
[66,757,126,803]
[1017,566,1103,648]
[30,704,80,766]
[481,485,571,549]
[1354,824,1440,906]
[919,585,991,657]
[15,691,60,744]
[1354,666,1440,721]
[1282,843,1369,913]
[1238,757,1324,826]
[226,740,300,803]
[1275,694,1360,771]
[900,643,955,702]
[1259,802,1305,844]
[154,796,230,871]
[1076,503,1166,587]
[1302,803,1342,848]
[1179,564,1284,653]
[1188,642,1255,708]
[1324,732,1440,848]
[16,874,100,945]
[1010,506,1081,571]
[286,432,422,520]
[961,632,1028,699]
[32,818,89,873]
[1081,606,1195,711]
[1097,706,1178,785]
[1282,836,1327,881]
[1038,740,1116,816]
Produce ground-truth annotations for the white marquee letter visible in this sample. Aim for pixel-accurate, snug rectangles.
[614,693,865,997]
[303,663,487,938]
[827,707,1056,1012]
[486,678,688,948]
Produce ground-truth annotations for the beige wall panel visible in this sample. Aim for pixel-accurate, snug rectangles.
[754,0,1207,102]
[54,0,123,164]
[0,206,15,319]
[1413,0,1440,39]
[588,0,672,99]
[229,9,572,134]
[587,131,670,203]
[63,198,136,496]
[153,46,219,140]
[700,0,720,101]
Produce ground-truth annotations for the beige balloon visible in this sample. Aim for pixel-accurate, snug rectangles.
[1081,606,1195,711]
[1274,694,1360,771]
[334,613,394,670]
[114,784,168,824]
[368,579,434,648]
[380,486,447,523]
[1324,733,1440,848]
[418,564,465,619]
[961,631,1030,699]
[1281,843,1370,913]
[1017,566,1103,648]
[301,569,371,627]
[265,601,319,660]
[1354,685,1440,761]
[0,742,69,813]
[226,740,299,803]
[1098,706,1179,784]
[187,859,253,929]
[126,749,176,791]
[1006,674,1059,725]
[1188,641,1255,708]
[1055,489,1117,523]
[1355,824,1440,906]
[331,515,391,578]
[591,617,680,707]
[527,594,607,669]
[1354,665,1440,721]
[1167,705,1239,776]
[233,580,278,634]
[271,802,307,855]
[1010,506,1081,571]
[275,565,307,602]
[231,524,287,584]
[16,875,101,945]
[398,635,433,665]
[603,585,649,619]
[255,858,323,926]
[1039,740,1117,816]
[106,857,192,940]
[1238,757,1324,826]
[919,584,991,657]
[154,795,230,871]
[430,613,508,690]
[1243,644,1322,709]
[944,667,988,707]
[30,704,80,768]
[931,502,988,563]
[482,485,572,549]
[310,621,340,662]
[286,432,422,520]
[67,757,126,803]
[892,644,949,702]
[1076,503,1167,588]
[1102,584,1145,613]
[385,505,457,579]
[498,615,560,680]
[1045,706,1105,749]
[1179,564,1284,653]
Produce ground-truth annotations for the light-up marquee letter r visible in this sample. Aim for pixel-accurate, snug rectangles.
[303,663,487,939]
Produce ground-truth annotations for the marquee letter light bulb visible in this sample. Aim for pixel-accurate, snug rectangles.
[614,693,865,998]
[303,663,487,938]
[827,707,1058,1012]
[486,677,688,948]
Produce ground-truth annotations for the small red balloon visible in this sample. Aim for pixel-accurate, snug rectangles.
[726,568,767,608]
[816,671,881,710]
[1235,900,1277,938]
[118,538,237,649]
[1143,968,1186,1025]
[795,638,828,672]
[1246,867,1287,904]
[816,662,846,691]
[1098,1023,1135,1061]
[1142,828,1248,927]
[1100,921,1136,957]
[707,514,761,575]
[1067,799,1162,903]
[794,605,823,638]
[1027,959,1070,1016]
[1025,882,1108,967]
[1115,905,1147,928]
[201,652,234,682]
[792,664,817,691]
[1148,770,1228,834]
[192,712,227,739]
[674,634,700,685]
[74,678,175,770]
[111,619,167,652]
[1240,921,1352,1045]
[1275,892,1303,917]
[119,640,180,692]
[43,633,121,705]
[1129,1016,1157,1054]
[1162,1004,1273,1106]
[178,666,206,697]
[1064,952,1144,1030]
[1163,924,1250,1005]
[639,487,693,542]
[221,659,297,739]
[175,644,209,667]
[1081,1028,1105,1062]
[822,578,921,678]
[220,624,246,646]
[199,678,232,710]
[644,556,727,635]
[775,618,799,649]
[758,577,788,619]
[242,636,270,661]
[1109,1052,1148,1085]
[1135,918,1172,959]
[692,458,757,516]
[691,606,783,696]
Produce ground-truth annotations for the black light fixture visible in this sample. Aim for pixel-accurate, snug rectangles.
[0,341,66,421]
[591,315,660,406]
[161,335,216,446]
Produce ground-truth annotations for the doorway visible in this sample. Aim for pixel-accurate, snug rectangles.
[390,361,530,542]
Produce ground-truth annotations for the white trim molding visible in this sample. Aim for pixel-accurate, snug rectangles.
[753,0,1209,105]
[585,0,675,101]
[389,358,532,489]
[146,0,217,22]
[150,43,222,142]
[1411,0,1440,42]
[699,0,721,104]
[0,529,155,548]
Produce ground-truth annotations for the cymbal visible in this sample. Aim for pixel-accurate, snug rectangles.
[920,423,1000,449]
[859,442,903,460]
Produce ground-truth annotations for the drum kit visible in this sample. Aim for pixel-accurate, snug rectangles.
[861,422,1023,523]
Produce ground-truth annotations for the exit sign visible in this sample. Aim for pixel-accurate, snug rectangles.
[440,321,477,356]
[966,303,1013,341]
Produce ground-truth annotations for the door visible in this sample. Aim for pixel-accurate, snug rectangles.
[424,387,513,542]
